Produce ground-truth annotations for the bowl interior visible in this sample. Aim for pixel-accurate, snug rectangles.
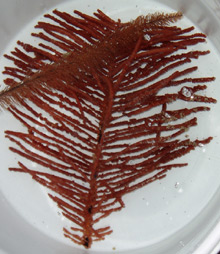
[0,0,220,253]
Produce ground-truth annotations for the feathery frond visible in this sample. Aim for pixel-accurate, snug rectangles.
[0,9,216,248]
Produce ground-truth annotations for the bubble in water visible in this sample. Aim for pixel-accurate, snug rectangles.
[179,241,185,247]
[175,182,180,188]
[164,112,171,119]
[175,182,184,193]
[198,142,204,147]
[181,86,194,99]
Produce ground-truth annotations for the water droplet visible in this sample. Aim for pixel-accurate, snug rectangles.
[169,216,173,221]
[146,201,150,206]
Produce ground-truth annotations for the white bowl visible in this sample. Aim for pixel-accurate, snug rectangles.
[0,0,220,253]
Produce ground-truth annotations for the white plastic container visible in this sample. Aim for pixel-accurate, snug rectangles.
[0,0,220,253]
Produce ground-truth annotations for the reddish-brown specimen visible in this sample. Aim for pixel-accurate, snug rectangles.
[0,9,216,248]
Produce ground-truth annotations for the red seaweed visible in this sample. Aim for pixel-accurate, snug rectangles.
[0,9,216,248]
